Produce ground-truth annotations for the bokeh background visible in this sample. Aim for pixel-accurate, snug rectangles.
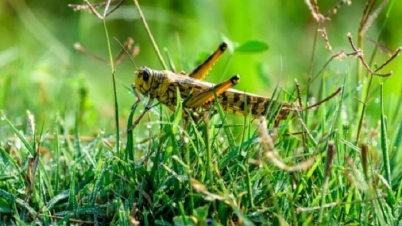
[1,0,401,133]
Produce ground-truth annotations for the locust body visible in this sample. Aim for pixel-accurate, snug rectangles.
[132,42,298,125]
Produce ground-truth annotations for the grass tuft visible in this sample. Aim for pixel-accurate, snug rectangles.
[1,0,402,225]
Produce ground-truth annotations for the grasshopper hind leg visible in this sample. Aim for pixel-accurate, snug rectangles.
[188,42,228,80]
[184,75,240,109]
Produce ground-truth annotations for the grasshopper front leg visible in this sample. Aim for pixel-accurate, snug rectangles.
[129,84,154,131]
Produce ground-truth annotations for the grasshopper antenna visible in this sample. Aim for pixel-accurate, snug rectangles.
[164,48,177,72]
[114,37,139,70]
[73,37,138,67]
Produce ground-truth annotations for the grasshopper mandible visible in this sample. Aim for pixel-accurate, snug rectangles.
[130,42,302,130]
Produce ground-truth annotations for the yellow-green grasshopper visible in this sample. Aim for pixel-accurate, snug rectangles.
[129,42,313,130]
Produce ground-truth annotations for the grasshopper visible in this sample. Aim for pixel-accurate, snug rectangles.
[130,42,305,130]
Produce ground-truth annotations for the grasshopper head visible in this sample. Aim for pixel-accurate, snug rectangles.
[135,66,154,95]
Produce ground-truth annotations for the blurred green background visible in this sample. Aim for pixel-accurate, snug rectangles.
[1,0,401,133]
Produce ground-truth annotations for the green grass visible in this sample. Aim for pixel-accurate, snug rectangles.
[1,0,402,225]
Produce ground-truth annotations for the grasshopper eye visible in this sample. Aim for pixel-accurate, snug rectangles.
[142,69,150,82]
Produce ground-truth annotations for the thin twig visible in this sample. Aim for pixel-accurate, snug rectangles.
[303,87,342,111]
[84,0,104,20]
[132,0,168,70]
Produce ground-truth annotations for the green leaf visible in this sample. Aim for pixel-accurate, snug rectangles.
[173,215,196,226]
[235,40,269,52]
[0,198,11,213]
